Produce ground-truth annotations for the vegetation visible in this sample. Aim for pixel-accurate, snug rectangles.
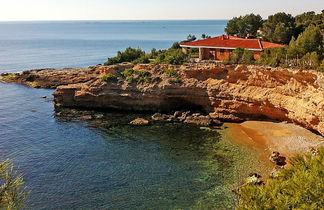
[153,49,188,65]
[104,47,146,65]
[169,77,182,84]
[162,68,177,77]
[0,73,18,81]
[224,10,324,70]
[295,11,324,34]
[237,148,324,210]
[182,34,197,42]
[223,48,255,65]
[256,47,287,67]
[119,68,161,84]
[259,12,296,44]
[104,45,188,66]
[101,73,117,82]
[201,34,211,39]
[225,14,263,38]
[0,160,27,209]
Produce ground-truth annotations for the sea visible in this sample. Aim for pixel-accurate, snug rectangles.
[0,20,260,209]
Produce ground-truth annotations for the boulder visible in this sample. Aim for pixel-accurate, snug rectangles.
[269,151,287,166]
[245,173,264,185]
[184,115,213,126]
[130,118,149,125]
[79,115,93,120]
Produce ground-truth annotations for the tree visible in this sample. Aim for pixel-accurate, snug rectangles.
[259,12,296,44]
[0,160,27,209]
[289,25,323,57]
[237,148,324,210]
[301,52,320,68]
[225,14,263,38]
[295,11,324,32]
[183,34,196,42]
[257,47,288,67]
[201,34,211,39]
[104,47,146,65]
[223,48,255,64]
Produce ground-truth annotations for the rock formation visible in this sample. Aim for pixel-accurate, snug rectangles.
[51,64,324,136]
[2,63,322,135]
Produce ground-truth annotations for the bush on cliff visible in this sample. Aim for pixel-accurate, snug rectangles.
[256,47,287,67]
[120,68,160,84]
[0,160,27,209]
[154,49,188,65]
[237,148,324,210]
[223,48,255,65]
[101,73,117,82]
[104,47,146,65]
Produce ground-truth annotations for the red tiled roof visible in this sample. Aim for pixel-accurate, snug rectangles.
[180,35,284,50]
[260,41,285,49]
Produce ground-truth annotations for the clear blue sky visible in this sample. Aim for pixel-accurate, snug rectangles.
[0,0,323,21]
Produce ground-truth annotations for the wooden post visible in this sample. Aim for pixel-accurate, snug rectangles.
[199,48,203,60]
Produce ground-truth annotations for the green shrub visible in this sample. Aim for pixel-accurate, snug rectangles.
[237,148,324,210]
[241,50,255,64]
[0,160,27,209]
[0,73,18,81]
[300,52,321,69]
[154,49,188,65]
[170,42,181,49]
[121,68,157,84]
[126,75,136,83]
[101,73,117,82]
[319,60,324,72]
[257,47,287,67]
[121,68,139,77]
[163,68,177,77]
[169,77,182,84]
[132,55,150,64]
[104,47,146,65]
[224,48,255,64]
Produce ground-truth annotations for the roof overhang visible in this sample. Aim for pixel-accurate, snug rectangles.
[180,44,263,51]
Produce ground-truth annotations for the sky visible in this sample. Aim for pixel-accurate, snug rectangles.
[0,0,323,21]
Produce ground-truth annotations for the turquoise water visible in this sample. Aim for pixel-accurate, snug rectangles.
[0,82,254,209]
[0,20,260,209]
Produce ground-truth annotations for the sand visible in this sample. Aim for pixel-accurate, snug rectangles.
[226,121,324,159]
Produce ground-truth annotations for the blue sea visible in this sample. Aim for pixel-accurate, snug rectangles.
[0,20,227,73]
[0,20,260,209]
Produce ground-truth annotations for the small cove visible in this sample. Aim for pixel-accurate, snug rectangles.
[0,83,267,209]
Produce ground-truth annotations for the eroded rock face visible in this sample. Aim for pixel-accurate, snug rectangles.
[52,64,324,135]
[0,67,99,89]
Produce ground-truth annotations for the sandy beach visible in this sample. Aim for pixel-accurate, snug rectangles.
[226,121,324,162]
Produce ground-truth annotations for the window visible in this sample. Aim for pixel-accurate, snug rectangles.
[220,49,225,54]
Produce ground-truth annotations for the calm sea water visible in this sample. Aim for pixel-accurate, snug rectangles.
[0,20,227,73]
[0,20,261,209]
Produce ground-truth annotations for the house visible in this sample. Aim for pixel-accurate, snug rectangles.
[180,35,284,61]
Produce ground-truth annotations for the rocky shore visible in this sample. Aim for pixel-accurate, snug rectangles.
[1,63,324,136]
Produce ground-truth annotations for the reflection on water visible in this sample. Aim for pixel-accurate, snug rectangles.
[0,83,257,209]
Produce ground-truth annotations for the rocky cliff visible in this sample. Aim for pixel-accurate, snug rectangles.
[52,64,324,136]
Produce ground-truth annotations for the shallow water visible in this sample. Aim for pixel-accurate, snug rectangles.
[0,82,261,209]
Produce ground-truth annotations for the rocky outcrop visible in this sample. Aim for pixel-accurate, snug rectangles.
[129,118,150,125]
[53,64,324,135]
[0,67,98,89]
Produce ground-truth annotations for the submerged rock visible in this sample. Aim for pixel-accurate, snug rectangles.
[79,115,93,120]
[184,114,213,126]
[130,118,150,125]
